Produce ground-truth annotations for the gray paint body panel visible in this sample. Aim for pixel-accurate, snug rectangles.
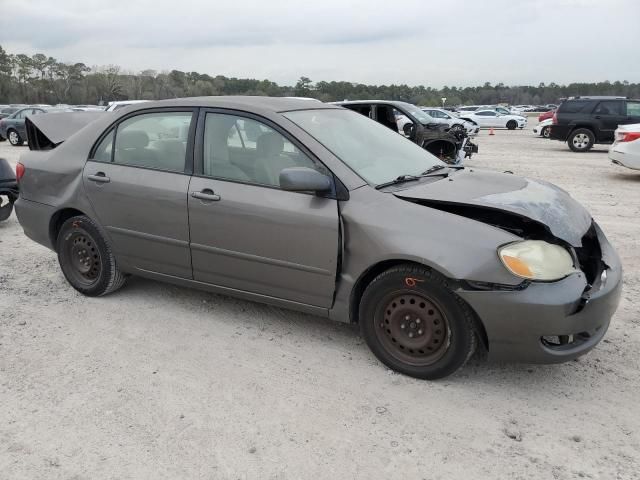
[394,169,592,246]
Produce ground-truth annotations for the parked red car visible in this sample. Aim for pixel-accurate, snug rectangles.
[539,110,556,122]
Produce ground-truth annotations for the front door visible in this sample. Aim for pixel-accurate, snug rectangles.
[187,111,340,307]
[83,109,196,278]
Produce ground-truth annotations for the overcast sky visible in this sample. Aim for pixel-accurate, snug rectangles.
[1,0,639,87]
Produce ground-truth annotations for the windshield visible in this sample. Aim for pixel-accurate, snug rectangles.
[284,109,444,186]
[398,102,435,124]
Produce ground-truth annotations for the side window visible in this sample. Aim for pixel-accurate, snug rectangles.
[203,113,326,188]
[15,110,26,119]
[113,112,192,172]
[594,101,622,116]
[93,130,114,162]
[477,111,494,116]
[343,104,372,118]
[626,102,640,116]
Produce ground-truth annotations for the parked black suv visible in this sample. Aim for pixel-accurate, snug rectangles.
[550,96,640,152]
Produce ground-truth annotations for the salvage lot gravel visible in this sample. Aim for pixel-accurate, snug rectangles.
[1,129,639,480]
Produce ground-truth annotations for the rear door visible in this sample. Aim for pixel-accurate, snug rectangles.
[474,111,498,126]
[83,108,196,278]
[187,110,340,307]
[593,101,627,141]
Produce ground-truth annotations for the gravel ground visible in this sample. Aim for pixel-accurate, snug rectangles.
[1,128,639,480]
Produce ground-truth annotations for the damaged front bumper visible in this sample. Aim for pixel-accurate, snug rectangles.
[457,224,622,363]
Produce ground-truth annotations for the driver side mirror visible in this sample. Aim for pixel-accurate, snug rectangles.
[279,167,332,193]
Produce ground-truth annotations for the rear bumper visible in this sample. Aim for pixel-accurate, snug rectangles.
[609,143,640,170]
[14,197,55,250]
[550,125,570,141]
[457,225,622,363]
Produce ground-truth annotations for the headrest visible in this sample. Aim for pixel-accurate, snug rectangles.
[257,132,284,157]
[119,130,149,149]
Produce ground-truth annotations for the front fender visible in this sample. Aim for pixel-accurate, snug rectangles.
[329,186,522,322]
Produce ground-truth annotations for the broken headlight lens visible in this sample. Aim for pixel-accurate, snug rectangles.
[498,240,577,281]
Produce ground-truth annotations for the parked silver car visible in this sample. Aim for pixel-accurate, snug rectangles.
[15,97,622,379]
[421,108,480,136]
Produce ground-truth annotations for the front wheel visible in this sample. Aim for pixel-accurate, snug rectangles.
[56,215,127,296]
[7,129,23,146]
[359,265,477,380]
[541,126,551,138]
[506,120,517,130]
[568,128,594,152]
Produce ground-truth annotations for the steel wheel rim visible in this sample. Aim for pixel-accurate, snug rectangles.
[65,231,102,286]
[8,131,18,144]
[375,292,450,366]
[542,127,550,138]
[573,133,589,148]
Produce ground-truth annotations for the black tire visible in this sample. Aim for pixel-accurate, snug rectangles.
[7,129,23,146]
[506,120,517,130]
[568,128,594,152]
[56,215,127,296]
[541,126,550,138]
[359,265,477,380]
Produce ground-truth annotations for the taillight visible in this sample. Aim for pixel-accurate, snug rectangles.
[618,131,640,143]
[16,162,25,181]
[552,112,558,124]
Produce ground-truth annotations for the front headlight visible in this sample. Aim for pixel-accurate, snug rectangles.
[498,240,578,281]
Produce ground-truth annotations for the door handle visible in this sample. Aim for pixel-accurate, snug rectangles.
[88,173,110,183]
[191,190,221,202]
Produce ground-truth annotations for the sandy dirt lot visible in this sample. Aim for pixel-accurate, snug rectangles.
[1,128,639,480]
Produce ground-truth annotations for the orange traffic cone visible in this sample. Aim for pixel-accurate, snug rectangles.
[489,128,495,136]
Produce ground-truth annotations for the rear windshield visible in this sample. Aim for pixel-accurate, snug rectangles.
[558,100,597,114]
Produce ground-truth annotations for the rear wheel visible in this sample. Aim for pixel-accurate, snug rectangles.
[568,128,594,152]
[506,120,517,130]
[359,265,477,380]
[7,129,23,146]
[56,215,127,296]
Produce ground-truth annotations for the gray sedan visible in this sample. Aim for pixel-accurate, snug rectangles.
[0,107,46,145]
[14,97,622,379]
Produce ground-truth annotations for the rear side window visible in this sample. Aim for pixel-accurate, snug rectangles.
[594,101,623,115]
[627,101,640,116]
[558,100,596,114]
[112,112,192,172]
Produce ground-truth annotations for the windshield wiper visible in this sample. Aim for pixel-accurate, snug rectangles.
[375,174,421,190]
[421,165,447,175]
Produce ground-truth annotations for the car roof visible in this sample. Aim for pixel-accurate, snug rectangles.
[126,96,339,114]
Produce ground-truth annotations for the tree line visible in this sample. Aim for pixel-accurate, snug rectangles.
[1,45,639,107]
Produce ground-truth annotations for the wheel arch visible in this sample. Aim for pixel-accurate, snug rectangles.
[49,207,88,247]
[348,259,489,350]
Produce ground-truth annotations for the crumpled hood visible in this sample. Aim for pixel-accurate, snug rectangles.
[394,169,592,246]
